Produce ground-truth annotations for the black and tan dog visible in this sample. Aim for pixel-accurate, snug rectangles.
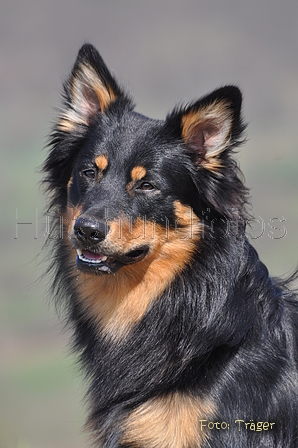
[43,44,298,447]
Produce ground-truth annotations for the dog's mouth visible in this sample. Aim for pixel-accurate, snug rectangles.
[76,247,149,274]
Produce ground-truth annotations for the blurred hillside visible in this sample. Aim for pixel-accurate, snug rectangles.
[0,1,297,447]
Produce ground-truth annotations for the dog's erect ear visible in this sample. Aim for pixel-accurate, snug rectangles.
[58,44,122,132]
[168,86,244,172]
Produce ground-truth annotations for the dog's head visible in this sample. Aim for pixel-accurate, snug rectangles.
[44,44,247,278]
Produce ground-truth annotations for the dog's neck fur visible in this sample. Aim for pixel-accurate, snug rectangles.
[69,235,276,414]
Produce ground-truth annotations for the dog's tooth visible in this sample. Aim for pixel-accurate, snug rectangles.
[100,266,109,272]
[77,249,82,257]
[101,256,107,262]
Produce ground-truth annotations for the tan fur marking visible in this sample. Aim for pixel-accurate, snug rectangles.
[174,201,198,239]
[58,63,116,132]
[66,205,83,235]
[75,201,202,339]
[122,392,216,448]
[95,155,108,172]
[131,166,147,181]
[182,101,232,172]
[57,118,77,132]
[60,205,84,274]
[67,176,73,191]
[203,158,223,173]
[74,63,115,113]
[127,166,148,194]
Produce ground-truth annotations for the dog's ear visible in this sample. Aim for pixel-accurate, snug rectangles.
[166,86,248,220]
[167,86,244,173]
[58,44,122,132]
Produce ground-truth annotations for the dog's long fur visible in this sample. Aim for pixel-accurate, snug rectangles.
[43,44,298,447]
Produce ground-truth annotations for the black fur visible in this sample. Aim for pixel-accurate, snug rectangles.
[43,44,298,447]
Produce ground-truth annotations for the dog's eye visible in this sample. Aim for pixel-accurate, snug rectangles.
[82,169,96,179]
[138,182,155,191]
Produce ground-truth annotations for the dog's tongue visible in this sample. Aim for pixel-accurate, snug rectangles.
[83,250,104,261]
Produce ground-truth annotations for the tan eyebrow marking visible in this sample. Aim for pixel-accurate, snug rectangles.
[95,155,108,171]
[131,166,147,181]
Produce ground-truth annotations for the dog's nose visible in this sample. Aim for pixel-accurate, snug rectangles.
[74,217,109,244]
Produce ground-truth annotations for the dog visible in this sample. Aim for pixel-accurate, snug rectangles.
[43,44,298,447]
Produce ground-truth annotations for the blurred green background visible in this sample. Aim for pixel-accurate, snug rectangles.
[1,0,297,447]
